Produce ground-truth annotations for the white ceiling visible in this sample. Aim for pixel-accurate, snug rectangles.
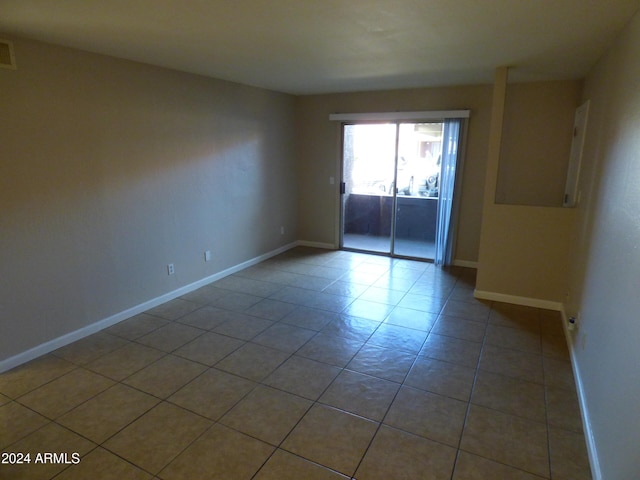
[1,0,639,95]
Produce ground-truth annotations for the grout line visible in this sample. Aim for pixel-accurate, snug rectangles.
[0,247,583,479]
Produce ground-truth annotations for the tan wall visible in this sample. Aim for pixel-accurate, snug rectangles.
[497,80,582,206]
[475,204,575,303]
[295,85,493,263]
[0,37,297,362]
[564,10,640,479]
[475,70,578,305]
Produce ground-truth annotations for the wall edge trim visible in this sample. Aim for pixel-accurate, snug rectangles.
[453,259,478,268]
[0,241,299,374]
[297,240,337,249]
[559,306,602,480]
[473,291,601,478]
[473,289,563,310]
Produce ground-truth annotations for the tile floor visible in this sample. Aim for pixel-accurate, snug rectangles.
[0,247,592,479]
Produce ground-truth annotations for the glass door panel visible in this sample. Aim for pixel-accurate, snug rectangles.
[392,122,444,260]
[342,124,397,254]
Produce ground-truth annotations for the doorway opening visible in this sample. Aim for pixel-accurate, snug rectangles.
[340,118,465,264]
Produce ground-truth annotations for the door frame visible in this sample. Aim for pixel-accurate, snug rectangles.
[332,110,470,263]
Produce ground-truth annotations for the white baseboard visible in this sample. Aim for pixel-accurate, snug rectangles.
[559,306,602,480]
[453,259,478,269]
[469,292,600,477]
[296,240,337,250]
[0,242,298,374]
[473,289,563,311]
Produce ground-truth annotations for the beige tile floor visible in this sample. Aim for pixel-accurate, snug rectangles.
[0,247,592,479]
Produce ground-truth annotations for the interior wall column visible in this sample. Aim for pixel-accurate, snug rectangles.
[475,66,509,293]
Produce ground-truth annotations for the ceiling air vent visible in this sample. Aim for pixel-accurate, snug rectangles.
[0,40,16,69]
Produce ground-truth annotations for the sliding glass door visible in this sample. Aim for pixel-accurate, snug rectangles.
[341,123,397,254]
[392,122,443,259]
[341,119,463,264]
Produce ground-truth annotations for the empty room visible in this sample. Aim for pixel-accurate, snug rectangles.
[1,1,639,479]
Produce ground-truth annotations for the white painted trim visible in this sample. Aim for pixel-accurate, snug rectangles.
[559,306,602,480]
[473,289,563,311]
[470,293,601,477]
[0,242,298,374]
[452,259,478,269]
[329,110,471,122]
[297,240,337,250]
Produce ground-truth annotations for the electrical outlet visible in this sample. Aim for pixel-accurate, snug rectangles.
[204,250,212,262]
[280,226,285,235]
[167,263,175,275]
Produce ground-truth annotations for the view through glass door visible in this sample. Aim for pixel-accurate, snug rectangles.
[341,122,444,261]
[342,123,396,254]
